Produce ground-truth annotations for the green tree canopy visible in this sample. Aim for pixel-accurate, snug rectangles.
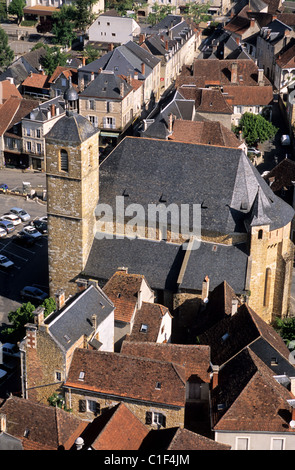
[3,298,56,341]
[51,5,77,47]
[238,112,278,146]
[274,316,295,347]
[73,0,96,32]
[8,0,25,24]
[41,45,69,76]
[0,27,14,70]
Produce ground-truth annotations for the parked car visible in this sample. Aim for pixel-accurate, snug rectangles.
[0,184,8,191]
[281,134,290,146]
[12,231,36,246]
[32,219,47,234]
[20,286,47,302]
[0,255,14,268]
[23,226,42,239]
[247,147,261,155]
[1,343,20,358]
[0,227,6,238]
[10,207,31,222]
[39,216,47,222]
[0,220,14,233]
[1,214,21,226]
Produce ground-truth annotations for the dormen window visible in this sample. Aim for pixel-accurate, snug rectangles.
[60,149,68,172]
[140,324,148,333]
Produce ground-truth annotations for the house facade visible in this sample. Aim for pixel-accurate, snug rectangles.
[64,348,186,429]
[88,10,141,45]
[22,96,66,171]
[21,283,115,404]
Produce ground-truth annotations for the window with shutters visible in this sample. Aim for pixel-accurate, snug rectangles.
[87,399,100,415]
[145,411,166,427]
[60,149,68,172]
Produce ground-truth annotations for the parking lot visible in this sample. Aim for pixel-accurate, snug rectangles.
[0,194,49,334]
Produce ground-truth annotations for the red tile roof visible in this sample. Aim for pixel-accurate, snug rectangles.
[121,341,211,383]
[0,395,87,450]
[169,120,241,148]
[65,348,186,407]
[127,301,171,342]
[22,72,50,89]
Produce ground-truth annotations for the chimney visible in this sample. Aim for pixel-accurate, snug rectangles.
[290,377,295,397]
[0,414,6,433]
[91,314,97,331]
[258,68,264,85]
[231,298,239,315]
[82,57,86,66]
[250,18,255,28]
[120,82,124,97]
[109,43,113,51]
[168,113,173,133]
[33,306,45,326]
[139,33,145,44]
[117,266,128,273]
[75,437,84,450]
[285,29,290,37]
[137,289,142,310]
[289,402,295,430]
[141,62,145,76]
[201,275,210,301]
[134,72,138,80]
[55,289,66,310]
[231,62,238,83]
[165,40,169,51]
[76,279,88,292]
[212,365,219,389]
[235,36,240,45]
[50,103,56,117]
[91,71,95,81]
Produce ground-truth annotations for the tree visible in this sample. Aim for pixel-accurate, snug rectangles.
[2,298,56,341]
[41,46,69,76]
[8,0,25,25]
[148,4,174,26]
[183,2,212,24]
[51,5,77,47]
[274,316,295,347]
[237,112,278,146]
[0,27,14,70]
[73,0,96,32]
[83,44,101,64]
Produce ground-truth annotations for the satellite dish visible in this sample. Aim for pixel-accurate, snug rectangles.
[289,420,295,429]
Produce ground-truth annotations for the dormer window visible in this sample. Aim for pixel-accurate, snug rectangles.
[155,382,161,389]
[79,371,85,381]
[140,323,148,333]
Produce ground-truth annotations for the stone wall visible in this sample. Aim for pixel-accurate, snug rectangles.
[65,388,185,429]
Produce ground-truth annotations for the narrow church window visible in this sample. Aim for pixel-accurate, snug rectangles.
[60,149,68,172]
[258,229,263,239]
[263,268,271,307]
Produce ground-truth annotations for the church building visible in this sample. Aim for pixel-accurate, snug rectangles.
[45,110,294,324]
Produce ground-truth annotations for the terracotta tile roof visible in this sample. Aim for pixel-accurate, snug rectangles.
[263,157,295,191]
[0,79,22,102]
[167,427,231,450]
[212,348,295,432]
[79,403,149,450]
[276,39,295,68]
[6,98,37,132]
[22,72,50,89]
[121,341,211,383]
[103,270,147,323]
[199,303,291,366]
[127,301,171,342]
[177,59,272,89]
[169,120,241,148]
[0,395,87,450]
[65,348,186,407]
[48,66,78,85]
[178,86,233,114]
[0,96,21,135]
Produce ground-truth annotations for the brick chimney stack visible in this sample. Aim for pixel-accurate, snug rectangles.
[231,62,238,83]
[201,275,210,301]
[212,365,219,389]
[141,62,145,76]
[0,414,6,432]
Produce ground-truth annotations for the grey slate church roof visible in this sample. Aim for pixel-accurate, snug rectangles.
[83,136,294,294]
[45,110,98,144]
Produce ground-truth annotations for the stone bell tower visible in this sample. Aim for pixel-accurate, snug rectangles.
[45,111,99,297]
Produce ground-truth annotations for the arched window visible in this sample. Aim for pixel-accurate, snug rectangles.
[60,149,68,172]
[263,268,271,307]
[258,229,263,239]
